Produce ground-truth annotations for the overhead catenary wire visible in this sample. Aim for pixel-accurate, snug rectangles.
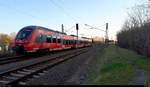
[48,0,78,22]
[0,0,78,32]
[49,0,108,38]
[0,2,41,22]
[83,23,107,32]
[49,0,90,36]
[64,25,75,33]
[84,24,106,32]
[97,23,107,28]
[56,0,65,5]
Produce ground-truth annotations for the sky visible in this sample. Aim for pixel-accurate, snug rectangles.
[0,0,147,40]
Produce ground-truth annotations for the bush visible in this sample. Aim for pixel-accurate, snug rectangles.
[117,2,150,57]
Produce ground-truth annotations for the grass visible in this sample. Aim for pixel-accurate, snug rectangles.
[135,57,150,72]
[93,63,134,85]
[84,44,150,85]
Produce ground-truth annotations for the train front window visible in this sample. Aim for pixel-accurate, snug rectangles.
[16,29,33,40]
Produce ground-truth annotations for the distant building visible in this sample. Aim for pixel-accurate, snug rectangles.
[108,40,115,44]
[92,36,105,44]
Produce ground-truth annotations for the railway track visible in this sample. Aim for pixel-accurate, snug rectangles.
[0,54,15,58]
[0,48,87,65]
[0,55,26,65]
[0,48,89,86]
[0,54,55,65]
[0,51,65,65]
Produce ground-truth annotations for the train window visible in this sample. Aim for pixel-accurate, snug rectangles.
[63,40,66,45]
[46,35,52,43]
[73,40,75,44]
[66,40,68,45]
[74,40,77,44]
[65,40,69,45]
[16,29,33,40]
[64,40,67,45]
[58,39,61,43]
[52,38,57,43]
[35,34,47,43]
[35,34,42,43]
[67,40,69,45]
[42,34,47,42]
[69,40,71,45]
[71,40,73,44]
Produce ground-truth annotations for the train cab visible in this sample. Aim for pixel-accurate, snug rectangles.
[13,26,35,54]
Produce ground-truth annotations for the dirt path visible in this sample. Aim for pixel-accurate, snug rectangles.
[63,45,106,85]
[25,44,105,85]
[128,67,150,85]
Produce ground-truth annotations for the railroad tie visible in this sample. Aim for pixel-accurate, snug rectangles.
[33,75,40,78]
[10,73,25,77]
[23,69,35,72]
[43,70,48,73]
[0,80,10,84]
[17,71,31,75]
[19,81,26,85]
[3,76,18,80]
[38,73,45,75]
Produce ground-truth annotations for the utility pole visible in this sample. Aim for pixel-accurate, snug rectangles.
[61,24,64,46]
[105,23,108,44]
[61,24,64,33]
[76,23,79,47]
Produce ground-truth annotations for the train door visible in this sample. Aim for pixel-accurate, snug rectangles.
[34,33,43,51]
[51,34,57,50]
[35,34,46,49]
[46,35,52,50]
[41,34,48,49]
[61,35,65,49]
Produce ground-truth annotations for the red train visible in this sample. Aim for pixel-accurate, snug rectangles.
[12,25,92,54]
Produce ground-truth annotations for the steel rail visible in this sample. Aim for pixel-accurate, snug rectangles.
[0,48,89,86]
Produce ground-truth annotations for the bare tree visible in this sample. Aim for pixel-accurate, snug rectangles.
[117,2,150,56]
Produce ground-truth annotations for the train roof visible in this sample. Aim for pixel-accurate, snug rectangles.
[22,25,91,40]
[81,37,91,39]
[70,34,77,37]
[23,25,67,35]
